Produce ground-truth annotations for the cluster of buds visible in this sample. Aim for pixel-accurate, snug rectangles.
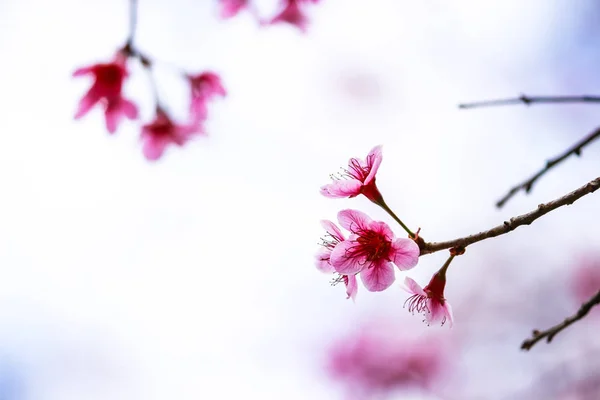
[220,0,321,32]
[72,44,225,161]
[316,146,455,326]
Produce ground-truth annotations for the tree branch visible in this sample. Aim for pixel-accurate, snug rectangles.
[521,289,600,351]
[417,177,600,255]
[495,127,600,208]
[458,94,600,110]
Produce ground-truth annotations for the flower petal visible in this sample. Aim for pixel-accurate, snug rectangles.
[368,220,394,241]
[320,180,362,198]
[443,302,454,327]
[320,220,344,241]
[315,248,335,273]
[345,274,358,301]
[360,260,395,292]
[391,239,420,271]
[403,277,426,296]
[363,145,382,185]
[337,209,371,233]
[330,240,368,275]
[74,88,100,119]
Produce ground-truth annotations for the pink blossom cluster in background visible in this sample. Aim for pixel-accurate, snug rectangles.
[73,46,226,161]
[220,0,322,32]
[316,146,454,326]
[326,321,453,398]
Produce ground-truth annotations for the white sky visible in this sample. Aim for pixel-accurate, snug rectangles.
[1,0,600,399]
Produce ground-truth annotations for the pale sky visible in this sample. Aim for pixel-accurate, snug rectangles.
[1,0,600,399]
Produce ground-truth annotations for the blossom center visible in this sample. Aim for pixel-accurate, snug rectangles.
[96,64,124,88]
[355,230,391,262]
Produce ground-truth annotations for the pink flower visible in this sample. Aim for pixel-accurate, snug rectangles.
[188,72,226,124]
[219,0,248,18]
[330,210,419,292]
[140,109,201,161]
[316,220,358,300]
[404,273,453,327]
[73,52,138,133]
[321,146,384,205]
[266,0,317,32]
[327,323,449,396]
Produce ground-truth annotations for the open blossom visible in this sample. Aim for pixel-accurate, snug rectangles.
[219,0,248,18]
[140,109,201,161]
[267,0,320,32]
[329,210,419,292]
[327,323,450,397]
[321,146,384,205]
[404,272,453,327]
[73,52,138,133]
[188,72,226,124]
[316,220,358,300]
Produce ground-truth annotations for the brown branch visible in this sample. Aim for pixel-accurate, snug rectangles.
[495,127,600,208]
[458,94,600,110]
[521,289,600,351]
[417,177,600,255]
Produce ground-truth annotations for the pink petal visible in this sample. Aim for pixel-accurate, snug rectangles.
[360,260,395,292]
[320,220,345,241]
[368,221,394,241]
[345,274,358,301]
[120,98,139,119]
[320,179,362,198]
[427,300,451,327]
[73,66,94,77]
[142,137,169,161]
[363,145,382,185]
[330,240,368,275]
[105,110,120,134]
[403,277,426,296]
[315,248,335,273]
[337,209,372,233]
[443,302,454,327]
[391,239,420,271]
[74,88,100,119]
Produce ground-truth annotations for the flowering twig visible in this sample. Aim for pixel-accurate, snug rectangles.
[495,127,600,208]
[417,177,600,255]
[521,288,600,351]
[458,94,600,110]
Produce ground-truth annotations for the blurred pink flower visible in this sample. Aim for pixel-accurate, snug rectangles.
[266,0,320,32]
[571,257,600,305]
[140,109,201,161]
[404,273,453,327]
[321,146,384,205]
[188,72,226,124]
[327,324,449,397]
[316,220,358,300]
[73,52,138,133]
[219,0,248,18]
[330,209,419,292]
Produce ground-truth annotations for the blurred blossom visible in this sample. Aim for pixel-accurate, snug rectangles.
[73,51,138,134]
[187,72,227,124]
[140,108,203,161]
[570,256,600,309]
[219,0,248,18]
[326,321,451,399]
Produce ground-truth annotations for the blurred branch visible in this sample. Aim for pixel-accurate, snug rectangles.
[458,94,600,110]
[418,177,600,255]
[521,289,600,351]
[127,0,139,47]
[495,127,600,208]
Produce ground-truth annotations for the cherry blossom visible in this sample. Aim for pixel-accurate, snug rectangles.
[187,72,226,124]
[404,272,453,327]
[321,146,384,205]
[316,220,358,300]
[219,0,248,18]
[327,323,450,397]
[73,52,138,133]
[140,109,201,161]
[329,209,419,292]
[267,0,320,32]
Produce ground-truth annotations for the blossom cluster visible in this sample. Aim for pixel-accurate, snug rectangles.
[73,47,225,161]
[220,0,321,32]
[316,146,454,326]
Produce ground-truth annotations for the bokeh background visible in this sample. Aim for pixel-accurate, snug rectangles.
[1,0,600,399]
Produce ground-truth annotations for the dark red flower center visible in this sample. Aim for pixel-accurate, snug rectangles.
[95,64,124,89]
[354,230,391,262]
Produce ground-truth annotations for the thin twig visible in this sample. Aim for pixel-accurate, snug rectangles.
[417,177,600,255]
[521,289,600,351]
[459,95,600,110]
[127,0,139,47]
[495,127,600,208]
